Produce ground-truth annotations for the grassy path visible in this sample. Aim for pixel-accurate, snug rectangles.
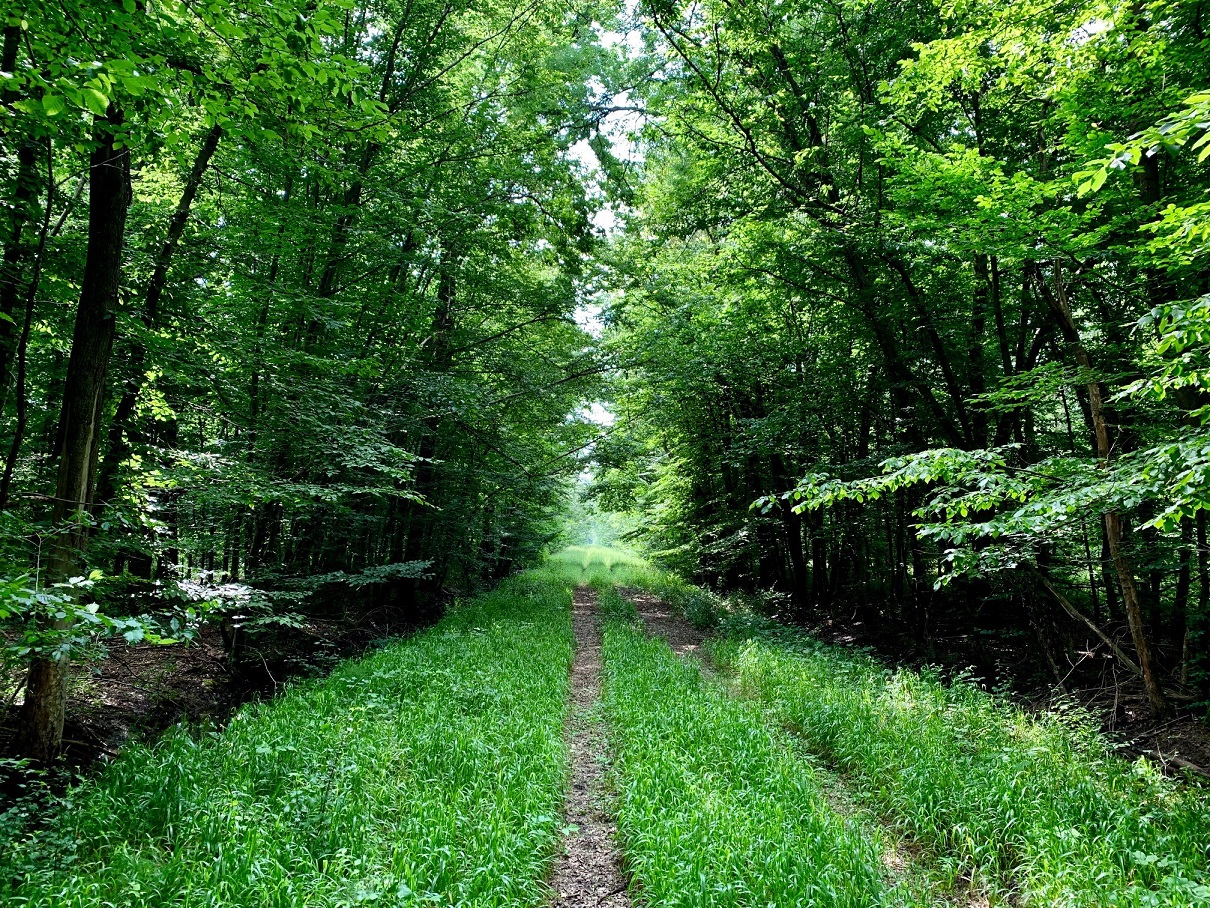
[580,548,1210,907]
[4,547,1207,908]
[597,586,915,908]
[710,629,1210,906]
[609,585,964,907]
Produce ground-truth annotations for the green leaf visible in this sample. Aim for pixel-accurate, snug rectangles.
[82,87,109,117]
[41,94,66,117]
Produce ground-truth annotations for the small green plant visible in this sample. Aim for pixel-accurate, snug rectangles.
[0,570,204,669]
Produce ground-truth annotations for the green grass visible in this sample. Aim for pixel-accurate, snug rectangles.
[0,571,574,907]
[545,545,651,587]
[13,544,1201,908]
[709,624,1210,906]
[600,610,918,908]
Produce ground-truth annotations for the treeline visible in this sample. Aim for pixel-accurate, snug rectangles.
[596,0,1210,715]
[0,1,612,759]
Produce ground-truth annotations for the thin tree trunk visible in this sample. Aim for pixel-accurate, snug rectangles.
[0,140,53,510]
[403,254,457,572]
[1172,521,1191,680]
[1192,511,1209,689]
[990,255,1011,375]
[969,253,990,446]
[1033,263,1169,717]
[0,26,39,406]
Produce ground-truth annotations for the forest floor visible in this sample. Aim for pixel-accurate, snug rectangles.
[0,599,432,780]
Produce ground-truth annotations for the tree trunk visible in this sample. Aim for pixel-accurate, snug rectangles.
[402,254,457,573]
[1192,511,1209,690]
[0,139,53,511]
[0,26,39,406]
[969,253,990,446]
[94,123,221,511]
[810,516,828,609]
[1104,512,1168,715]
[1172,520,1191,679]
[782,502,810,610]
[1033,263,1169,717]
[15,111,131,761]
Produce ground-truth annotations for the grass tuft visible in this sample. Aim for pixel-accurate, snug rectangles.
[709,625,1210,906]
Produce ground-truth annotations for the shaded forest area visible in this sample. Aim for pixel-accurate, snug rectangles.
[591,0,1210,738]
[0,0,617,762]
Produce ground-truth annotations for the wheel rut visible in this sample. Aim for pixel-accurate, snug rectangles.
[616,587,706,658]
[549,587,630,908]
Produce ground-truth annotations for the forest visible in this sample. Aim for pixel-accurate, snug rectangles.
[2,0,1210,905]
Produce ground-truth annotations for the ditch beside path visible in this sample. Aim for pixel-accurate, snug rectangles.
[548,588,630,908]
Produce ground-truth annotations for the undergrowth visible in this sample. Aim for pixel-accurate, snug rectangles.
[0,571,574,907]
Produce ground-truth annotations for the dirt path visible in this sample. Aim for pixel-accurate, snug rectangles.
[548,588,630,908]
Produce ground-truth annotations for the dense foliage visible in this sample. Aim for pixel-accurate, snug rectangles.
[594,0,1210,715]
[0,0,617,758]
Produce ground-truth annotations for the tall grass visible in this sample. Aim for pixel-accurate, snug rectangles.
[710,626,1210,906]
[600,612,918,908]
[1,572,574,907]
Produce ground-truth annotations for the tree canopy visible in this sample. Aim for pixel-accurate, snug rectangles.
[593,0,1210,719]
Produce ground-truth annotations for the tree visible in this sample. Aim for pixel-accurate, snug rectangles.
[596,0,1210,714]
[1,0,619,759]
